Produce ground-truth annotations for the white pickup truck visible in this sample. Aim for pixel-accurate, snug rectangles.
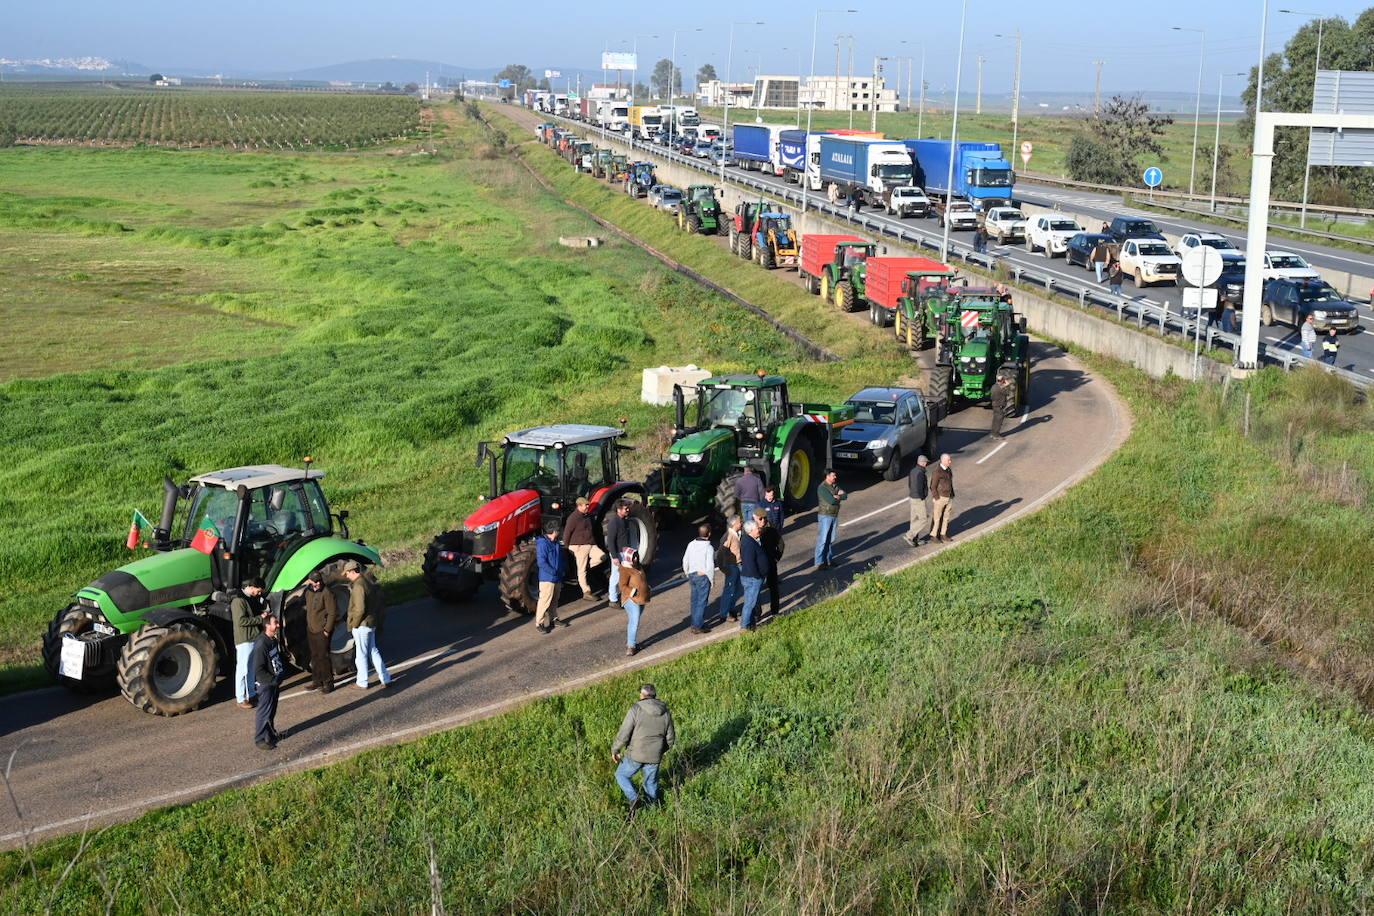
[1026,214,1084,257]
[982,206,1028,244]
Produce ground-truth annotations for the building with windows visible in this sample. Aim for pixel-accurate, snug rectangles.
[697,80,754,108]
[800,75,898,113]
[751,75,800,110]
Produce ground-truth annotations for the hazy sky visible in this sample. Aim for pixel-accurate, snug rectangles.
[6,0,1370,93]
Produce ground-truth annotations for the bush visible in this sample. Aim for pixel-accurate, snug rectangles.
[1066,134,1121,185]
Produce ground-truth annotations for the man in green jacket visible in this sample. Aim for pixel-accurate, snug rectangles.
[344,560,392,689]
[231,578,266,709]
[612,683,676,815]
[303,571,337,693]
[813,469,847,570]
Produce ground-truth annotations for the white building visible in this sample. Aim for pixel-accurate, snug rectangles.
[800,75,897,113]
[697,79,754,108]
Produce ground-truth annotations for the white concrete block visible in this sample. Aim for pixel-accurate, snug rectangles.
[641,365,712,406]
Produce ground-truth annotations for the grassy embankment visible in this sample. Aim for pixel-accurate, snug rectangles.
[0,102,907,691]
[4,350,1373,910]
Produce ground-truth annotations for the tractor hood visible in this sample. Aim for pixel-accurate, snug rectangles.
[464,488,542,531]
[670,427,735,457]
[957,338,991,360]
[78,547,213,626]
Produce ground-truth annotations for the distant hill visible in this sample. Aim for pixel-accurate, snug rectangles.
[0,56,149,77]
[269,58,487,84]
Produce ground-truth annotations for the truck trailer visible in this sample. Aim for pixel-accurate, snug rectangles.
[904,140,1015,210]
[862,256,952,328]
[817,136,914,207]
[732,123,790,174]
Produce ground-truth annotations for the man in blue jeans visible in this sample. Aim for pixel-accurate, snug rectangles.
[814,469,846,569]
[681,523,716,633]
[345,560,393,689]
[738,519,768,631]
[716,515,743,624]
[230,579,266,709]
[612,683,676,816]
[734,466,765,524]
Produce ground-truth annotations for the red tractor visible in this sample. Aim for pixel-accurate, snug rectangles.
[422,425,657,612]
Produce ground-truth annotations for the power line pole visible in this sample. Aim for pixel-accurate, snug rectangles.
[1093,60,1104,113]
[975,55,984,114]
[846,35,855,128]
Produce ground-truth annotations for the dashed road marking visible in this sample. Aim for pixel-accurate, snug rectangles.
[976,441,1009,465]
[840,497,908,528]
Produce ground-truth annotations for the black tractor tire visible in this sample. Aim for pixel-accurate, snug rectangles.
[883,447,904,482]
[761,245,776,270]
[782,437,819,511]
[924,425,941,461]
[836,280,858,313]
[930,362,955,413]
[422,535,483,603]
[280,575,359,678]
[498,540,539,615]
[716,219,728,237]
[618,500,660,568]
[729,229,740,256]
[117,621,219,717]
[715,475,741,522]
[687,214,702,234]
[42,604,118,691]
[739,232,752,260]
[1018,362,1032,413]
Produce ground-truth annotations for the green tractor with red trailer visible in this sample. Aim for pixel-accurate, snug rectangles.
[927,289,1032,413]
[41,464,381,717]
[644,373,856,527]
[893,270,962,351]
[678,184,728,235]
[423,425,657,610]
[798,233,878,312]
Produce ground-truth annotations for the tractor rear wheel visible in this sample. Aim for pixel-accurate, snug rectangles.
[280,575,358,678]
[688,214,702,234]
[782,438,818,511]
[761,245,776,270]
[819,273,832,303]
[836,280,857,312]
[715,475,741,523]
[117,622,218,717]
[739,232,752,260]
[43,604,118,690]
[498,540,539,615]
[729,229,740,256]
[930,362,954,414]
[422,535,482,603]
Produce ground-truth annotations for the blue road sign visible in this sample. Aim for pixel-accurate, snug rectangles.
[1143,166,1163,188]
[498,79,512,89]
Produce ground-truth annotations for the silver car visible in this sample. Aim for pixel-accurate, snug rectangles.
[832,387,939,480]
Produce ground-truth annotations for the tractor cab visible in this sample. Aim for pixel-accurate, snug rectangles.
[834,241,877,274]
[756,213,794,239]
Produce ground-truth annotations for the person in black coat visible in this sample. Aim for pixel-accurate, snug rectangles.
[253,614,286,750]
[753,507,784,617]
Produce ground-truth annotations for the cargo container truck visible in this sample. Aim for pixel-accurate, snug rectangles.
[731,124,790,174]
[817,136,914,207]
[903,140,1015,211]
[629,106,665,141]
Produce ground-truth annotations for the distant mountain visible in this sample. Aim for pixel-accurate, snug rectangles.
[268,58,487,84]
[0,56,149,77]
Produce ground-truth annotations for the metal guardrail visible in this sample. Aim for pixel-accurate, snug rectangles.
[547,114,1373,390]
[1123,196,1374,251]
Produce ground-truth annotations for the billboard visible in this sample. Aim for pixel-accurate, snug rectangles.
[544,69,562,79]
[1310,70,1374,167]
[601,52,637,72]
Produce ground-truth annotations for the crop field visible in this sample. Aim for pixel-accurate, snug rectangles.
[0,102,909,691]
[0,86,421,149]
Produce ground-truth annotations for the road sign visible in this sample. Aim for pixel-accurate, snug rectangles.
[498,79,512,89]
[544,69,561,79]
[960,310,981,329]
[1142,166,1163,188]
[1020,141,1033,165]
[1180,246,1223,288]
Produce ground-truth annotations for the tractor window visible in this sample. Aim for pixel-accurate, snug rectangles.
[700,387,749,428]
[565,441,608,498]
[842,248,867,268]
[264,485,314,539]
[302,481,333,535]
[184,485,238,546]
[504,446,560,495]
[757,387,786,429]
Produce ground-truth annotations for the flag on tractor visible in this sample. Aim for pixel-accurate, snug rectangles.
[189,519,220,555]
[126,509,153,550]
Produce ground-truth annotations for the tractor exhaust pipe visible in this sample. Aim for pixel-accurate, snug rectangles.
[672,385,686,437]
[154,476,179,551]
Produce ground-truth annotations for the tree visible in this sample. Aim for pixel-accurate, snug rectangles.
[493,64,537,93]
[696,63,718,87]
[403,82,420,94]
[1066,95,1173,186]
[148,73,163,84]
[0,122,15,148]
[650,58,682,99]
[537,77,551,91]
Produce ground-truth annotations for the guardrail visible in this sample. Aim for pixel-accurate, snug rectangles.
[1120,195,1374,251]
[544,113,1372,391]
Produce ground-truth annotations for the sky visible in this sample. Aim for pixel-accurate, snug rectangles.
[5,0,1371,94]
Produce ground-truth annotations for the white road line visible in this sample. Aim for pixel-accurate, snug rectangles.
[976,441,1008,465]
[840,497,908,528]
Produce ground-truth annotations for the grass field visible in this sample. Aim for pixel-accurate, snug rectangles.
[0,102,909,692]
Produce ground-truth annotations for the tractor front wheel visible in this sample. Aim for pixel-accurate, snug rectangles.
[782,438,818,511]
[930,362,955,414]
[715,475,741,524]
[280,574,359,678]
[422,535,483,603]
[42,605,118,691]
[761,245,776,270]
[819,273,832,303]
[687,214,702,234]
[117,622,218,717]
[498,540,539,615]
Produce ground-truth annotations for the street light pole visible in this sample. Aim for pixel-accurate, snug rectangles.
[918,47,926,136]
[802,9,858,215]
[1280,9,1327,228]
[995,31,1023,168]
[1172,25,1206,197]
[871,56,888,132]
[722,21,765,186]
[847,34,855,128]
[941,0,969,262]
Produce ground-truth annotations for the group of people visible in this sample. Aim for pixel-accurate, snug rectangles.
[1299,314,1343,365]
[230,559,392,751]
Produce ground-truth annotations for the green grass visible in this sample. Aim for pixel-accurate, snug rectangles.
[3,360,1373,911]
[0,103,908,692]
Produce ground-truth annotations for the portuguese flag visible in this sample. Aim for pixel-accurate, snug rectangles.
[126,510,152,550]
[189,519,220,555]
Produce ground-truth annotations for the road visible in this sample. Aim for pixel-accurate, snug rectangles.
[0,143,1129,849]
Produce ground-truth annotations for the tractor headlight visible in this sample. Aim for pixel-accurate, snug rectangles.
[472,521,499,534]
[865,439,887,451]
[669,453,682,462]
[685,453,704,463]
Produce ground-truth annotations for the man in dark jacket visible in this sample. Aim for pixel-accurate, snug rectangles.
[757,485,784,532]
[739,520,768,630]
[734,467,765,522]
[534,523,567,633]
[253,613,286,750]
[929,453,956,542]
[612,683,676,814]
[302,572,336,693]
[604,500,635,607]
[230,578,266,709]
[562,497,606,600]
[902,455,931,547]
[989,375,1010,440]
[754,508,784,617]
[345,560,392,689]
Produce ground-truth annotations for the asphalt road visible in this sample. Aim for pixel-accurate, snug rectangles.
[0,185,1128,850]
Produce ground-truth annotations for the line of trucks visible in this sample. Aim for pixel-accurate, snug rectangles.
[525,89,719,144]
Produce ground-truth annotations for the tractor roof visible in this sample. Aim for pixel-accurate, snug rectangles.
[700,373,786,389]
[190,465,323,490]
[503,424,626,448]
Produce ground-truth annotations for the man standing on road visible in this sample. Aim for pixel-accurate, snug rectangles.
[1107,259,1124,298]
[973,224,988,255]
[619,549,650,656]
[989,375,1010,441]
[1300,315,1317,359]
[929,454,956,543]
[739,519,768,631]
[1089,240,1111,283]
[758,485,784,532]
[302,571,336,693]
[252,613,285,751]
[681,524,715,634]
[604,500,634,608]
[901,455,931,548]
[534,523,568,634]
[734,467,765,523]
[755,508,784,617]
[612,684,676,816]
[716,515,743,624]
[814,470,846,570]
[345,560,393,688]
[231,578,266,709]
[1322,327,1340,366]
[562,497,606,601]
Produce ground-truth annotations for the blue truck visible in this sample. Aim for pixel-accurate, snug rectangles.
[817,136,915,208]
[903,140,1015,211]
[779,129,808,183]
[731,123,791,173]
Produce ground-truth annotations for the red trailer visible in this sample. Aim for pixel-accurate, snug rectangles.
[863,256,952,324]
[800,233,865,295]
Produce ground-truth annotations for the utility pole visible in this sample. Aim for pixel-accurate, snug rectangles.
[917,48,926,136]
[834,36,843,111]
[975,55,984,114]
[942,0,969,263]
[1093,59,1104,113]
[871,56,887,131]
[847,35,855,128]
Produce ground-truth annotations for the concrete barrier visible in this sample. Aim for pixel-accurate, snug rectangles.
[641,365,712,406]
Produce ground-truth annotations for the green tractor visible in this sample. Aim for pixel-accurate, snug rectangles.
[893,270,961,352]
[822,240,879,313]
[41,464,381,717]
[591,148,613,179]
[677,184,728,236]
[927,290,1031,413]
[645,373,856,527]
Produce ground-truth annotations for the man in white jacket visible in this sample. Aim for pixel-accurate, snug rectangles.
[681,523,716,634]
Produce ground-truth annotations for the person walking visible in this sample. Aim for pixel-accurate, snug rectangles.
[1321,327,1340,366]
[604,500,634,607]
[345,560,392,688]
[739,520,768,630]
[929,453,956,543]
[1089,239,1110,283]
[611,683,676,816]
[973,224,988,255]
[755,508,784,617]
[757,485,784,532]
[989,375,1010,440]
[681,524,715,634]
[734,467,765,523]
[814,470,846,570]
[1300,314,1317,359]
[230,578,266,709]
[618,549,650,656]
[562,497,606,601]
[716,515,743,624]
[252,613,286,750]
[1107,259,1124,297]
[302,571,336,693]
[534,523,568,634]
[901,455,931,548]
[1221,299,1237,335]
